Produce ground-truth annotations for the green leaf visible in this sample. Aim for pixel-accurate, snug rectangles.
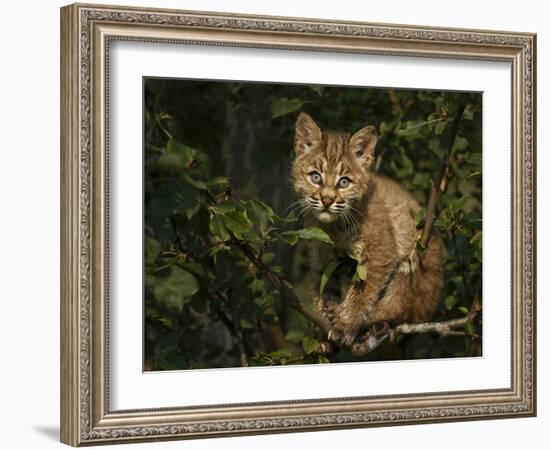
[465,152,482,168]
[410,207,426,227]
[400,152,414,173]
[302,336,320,355]
[448,196,468,214]
[433,120,448,135]
[245,200,274,225]
[157,152,191,171]
[274,212,299,223]
[182,173,207,190]
[271,98,308,118]
[153,266,199,310]
[240,318,255,329]
[167,138,193,156]
[206,176,230,187]
[297,227,334,244]
[285,329,306,343]
[209,214,230,241]
[464,320,475,336]
[212,201,237,214]
[309,85,323,96]
[176,184,200,220]
[249,278,266,294]
[178,261,205,278]
[412,173,430,189]
[355,263,368,281]
[279,227,333,246]
[444,295,457,310]
[278,231,299,245]
[144,237,161,265]
[222,211,250,239]
[458,306,470,315]
[157,138,196,170]
[320,260,343,296]
[262,253,275,264]
[269,349,292,359]
[470,231,482,245]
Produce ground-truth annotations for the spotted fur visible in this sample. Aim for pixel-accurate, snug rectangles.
[291,113,444,345]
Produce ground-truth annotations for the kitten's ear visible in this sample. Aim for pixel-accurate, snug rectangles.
[295,113,322,156]
[349,125,377,169]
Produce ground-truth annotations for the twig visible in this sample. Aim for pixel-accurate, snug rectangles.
[420,104,466,249]
[155,113,173,139]
[351,296,481,357]
[233,239,332,335]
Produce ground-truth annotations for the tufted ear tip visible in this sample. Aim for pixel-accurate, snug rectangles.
[364,125,377,136]
[350,124,378,168]
[295,113,322,156]
[296,112,311,124]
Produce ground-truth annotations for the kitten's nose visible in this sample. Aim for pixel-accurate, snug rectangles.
[321,196,335,208]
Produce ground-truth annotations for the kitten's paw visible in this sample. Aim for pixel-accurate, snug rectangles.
[323,302,339,323]
[327,327,342,343]
[319,341,333,355]
[328,315,360,346]
[328,328,358,346]
[340,326,360,346]
[327,305,361,347]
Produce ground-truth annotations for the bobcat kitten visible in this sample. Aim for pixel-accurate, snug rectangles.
[291,113,444,345]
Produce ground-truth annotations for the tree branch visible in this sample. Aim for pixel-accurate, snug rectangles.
[233,239,332,335]
[350,296,481,357]
[420,104,466,249]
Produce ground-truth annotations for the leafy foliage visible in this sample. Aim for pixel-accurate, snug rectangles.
[144,79,482,370]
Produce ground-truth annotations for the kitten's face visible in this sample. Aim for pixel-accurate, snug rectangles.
[291,113,377,224]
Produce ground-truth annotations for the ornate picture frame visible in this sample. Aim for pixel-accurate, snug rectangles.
[60,3,536,446]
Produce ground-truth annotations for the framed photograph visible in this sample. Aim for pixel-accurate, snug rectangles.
[60,3,536,446]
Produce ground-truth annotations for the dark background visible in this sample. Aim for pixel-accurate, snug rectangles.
[143,78,482,371]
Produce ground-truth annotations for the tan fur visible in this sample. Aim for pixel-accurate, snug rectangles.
[291,113,444,345]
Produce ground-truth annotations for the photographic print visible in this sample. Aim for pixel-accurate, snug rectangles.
[143,79,482,371]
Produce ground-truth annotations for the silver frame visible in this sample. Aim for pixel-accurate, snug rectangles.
[60,3,536,446]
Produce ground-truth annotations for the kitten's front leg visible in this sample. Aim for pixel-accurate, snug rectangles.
[328,284,368,346]
[329,262,387,346]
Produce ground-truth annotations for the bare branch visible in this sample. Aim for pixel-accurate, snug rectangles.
[351,296,481,356]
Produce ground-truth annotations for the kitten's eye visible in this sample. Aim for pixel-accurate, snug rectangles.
[337,177,352,189]
[309,171,322,184]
